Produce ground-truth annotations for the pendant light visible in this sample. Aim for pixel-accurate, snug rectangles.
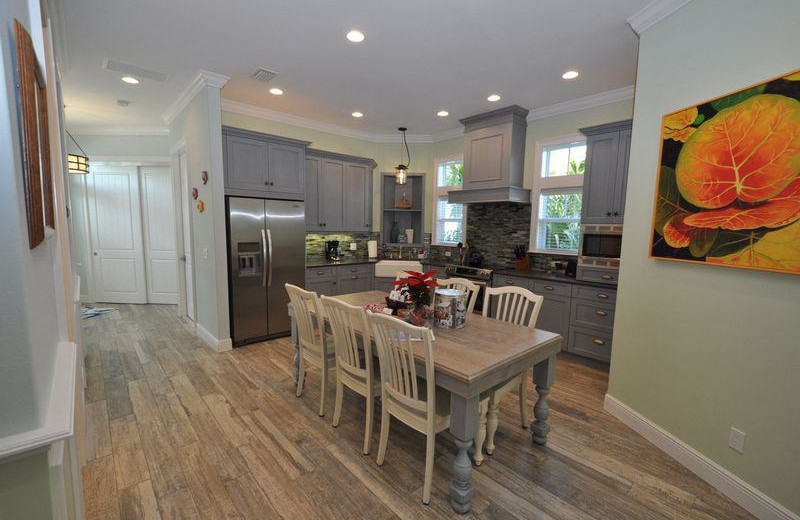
[395,127,410,185]
[66,132,89,174]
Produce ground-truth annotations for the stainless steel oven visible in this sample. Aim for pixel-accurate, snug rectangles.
[443,264,493,313]
[578,223,623,270]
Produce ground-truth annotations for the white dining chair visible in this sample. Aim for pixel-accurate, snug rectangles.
[368,312,451,505]
[286,283,335,417]
[436,277,480,315]
[472,285,543,465]
[320,295,380,455]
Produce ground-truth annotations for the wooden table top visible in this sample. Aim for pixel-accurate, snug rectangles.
[333,291,562,385]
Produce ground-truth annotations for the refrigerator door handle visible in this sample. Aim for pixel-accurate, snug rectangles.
[266,228,273,287]
[261,229,268,287]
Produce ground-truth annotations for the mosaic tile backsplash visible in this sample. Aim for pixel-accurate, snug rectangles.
[305,232,379,260]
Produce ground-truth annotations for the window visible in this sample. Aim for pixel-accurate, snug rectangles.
[433,157,465,245]
[530,137,586,253]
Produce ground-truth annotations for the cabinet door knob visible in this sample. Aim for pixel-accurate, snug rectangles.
[596,293,609,299]
[601,274,614,280]
[595,310,608,316]
[351,276,358,279]
[505,279,514,285]
[543,285,554,291]
[592,338,606,346]
[606,211,612,216]
[613,211,619,216]
[264,181,270,186]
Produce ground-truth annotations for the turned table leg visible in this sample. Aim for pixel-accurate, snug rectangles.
[532,355,556,445]
[448,394,480,513]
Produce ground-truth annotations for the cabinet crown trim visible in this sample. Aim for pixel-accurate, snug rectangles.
[306,148,377,169]
[580,119,633,136]
[222,126,312,148]
[459,104,530,129]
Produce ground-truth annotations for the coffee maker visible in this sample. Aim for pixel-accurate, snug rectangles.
[324,240,341,261]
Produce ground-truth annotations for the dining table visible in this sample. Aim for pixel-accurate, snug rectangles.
[288,290,562,514]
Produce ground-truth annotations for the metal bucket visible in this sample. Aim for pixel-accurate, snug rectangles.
[434,288,468,329]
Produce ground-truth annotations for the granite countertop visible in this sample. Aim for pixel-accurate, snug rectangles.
[493,268,584,285]
[306,257,379,268]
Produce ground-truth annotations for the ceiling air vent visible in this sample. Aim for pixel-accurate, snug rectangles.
[250,68,278,83]
[103,58,170,83]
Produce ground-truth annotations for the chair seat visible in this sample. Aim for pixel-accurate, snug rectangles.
[385,377,451,434]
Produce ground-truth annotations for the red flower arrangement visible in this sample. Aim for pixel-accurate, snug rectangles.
[393,270,438,309]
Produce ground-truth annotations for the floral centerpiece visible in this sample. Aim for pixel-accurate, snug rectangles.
[393,270,438,326]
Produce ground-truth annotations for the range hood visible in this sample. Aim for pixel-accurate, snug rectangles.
[449,105,530,204]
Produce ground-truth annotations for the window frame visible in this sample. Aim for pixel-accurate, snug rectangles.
[433,155,466,247]
[529,134,586,255]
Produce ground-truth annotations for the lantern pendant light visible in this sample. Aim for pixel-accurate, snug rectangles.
[395,127,410,185]
[67,132,90,174]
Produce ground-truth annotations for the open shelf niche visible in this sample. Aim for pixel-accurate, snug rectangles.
[380,172,425,246]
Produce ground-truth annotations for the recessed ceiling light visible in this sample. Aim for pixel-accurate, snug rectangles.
[487,93,501,102]
[346,30,365,43]
[121,76,139,85]
[562,70,580,80]
[269,87,284,96]
[351,111,364,118]
[437,110,449,117]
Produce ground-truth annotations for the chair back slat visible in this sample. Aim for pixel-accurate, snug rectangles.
[320,296,371,380]
[483,285,543,329]
[437,277,480,314]
[368,313,436,418]
[286,284,325,354]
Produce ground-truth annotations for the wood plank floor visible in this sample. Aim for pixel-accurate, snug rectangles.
[81,304,754,520]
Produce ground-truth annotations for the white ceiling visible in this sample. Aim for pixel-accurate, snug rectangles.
[60,0,648,135]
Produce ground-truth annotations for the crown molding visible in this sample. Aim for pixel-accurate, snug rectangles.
[221,84,635,145]
[627,0,694,35]
[162,69,230,126]
[528,85,635,121]
[68,126,169,136]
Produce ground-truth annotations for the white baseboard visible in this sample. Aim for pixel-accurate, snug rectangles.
[195,323,233,353]
[604,394,797,520]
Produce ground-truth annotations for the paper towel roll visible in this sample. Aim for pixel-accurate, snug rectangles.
[404,229,414,244]
[367,240,378,258]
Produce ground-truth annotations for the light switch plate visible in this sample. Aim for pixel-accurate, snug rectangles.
[349,242,357,251]
[728,427,745,453]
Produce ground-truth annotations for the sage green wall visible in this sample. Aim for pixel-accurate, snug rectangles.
[609,0,800,514]
[223,100,633,239]
[67,134,170,157]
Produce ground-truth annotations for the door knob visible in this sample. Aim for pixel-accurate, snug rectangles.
[93,252,98,256]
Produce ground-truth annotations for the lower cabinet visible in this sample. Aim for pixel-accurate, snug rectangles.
[491,273,617,363]
[305,264,374,296]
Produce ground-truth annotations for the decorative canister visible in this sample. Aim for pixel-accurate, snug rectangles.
[434,288,468,329]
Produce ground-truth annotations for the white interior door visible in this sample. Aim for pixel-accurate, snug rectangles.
[140,166,178,304]
[178,153,195,320]
[88,166,147,303]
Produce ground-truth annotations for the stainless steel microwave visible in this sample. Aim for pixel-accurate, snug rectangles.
[578,224,623,269]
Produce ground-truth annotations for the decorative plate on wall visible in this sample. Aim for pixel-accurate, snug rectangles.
[650,67,800,276]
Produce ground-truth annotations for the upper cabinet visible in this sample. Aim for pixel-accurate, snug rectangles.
[449,105,530,204]
[222,126,310,199]
[579,120,632,224]
[305,149,375,232]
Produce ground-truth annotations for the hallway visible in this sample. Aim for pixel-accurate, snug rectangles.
[81,305,753,520]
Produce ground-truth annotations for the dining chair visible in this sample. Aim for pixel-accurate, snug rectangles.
[436,277,480,314]
[473,285,543,465]
[286,283,335,417]
[368,312,451,505]
[320,295,380,455]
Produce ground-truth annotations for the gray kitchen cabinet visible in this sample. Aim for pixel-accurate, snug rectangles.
[304,156,321,231]
[268,143,304,196]
[306,264,374,296]
[222,127,310,199]
[343,162,372,232]
[537,294,571,341]
[306,278,337,297]
[568,326,613,362]
[318,159,344,230]
[306,150,376,232]
[224,135,269,192]
[579,120,632,224]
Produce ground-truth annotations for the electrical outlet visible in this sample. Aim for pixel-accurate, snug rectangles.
[203,248,209,260]
[445,251,451,257]
[728,427,746,453]
[349,242,357,251]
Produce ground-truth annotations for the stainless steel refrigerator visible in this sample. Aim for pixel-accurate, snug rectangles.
[227,197,305,345]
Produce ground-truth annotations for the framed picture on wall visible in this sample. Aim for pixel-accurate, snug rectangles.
[14,18,55,249]
[650,67,800,275]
